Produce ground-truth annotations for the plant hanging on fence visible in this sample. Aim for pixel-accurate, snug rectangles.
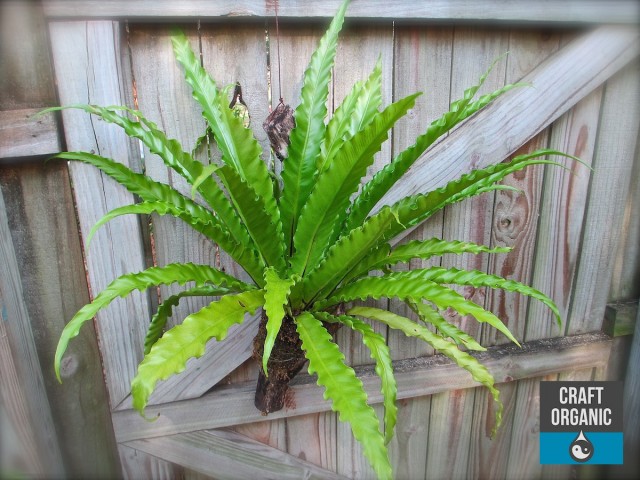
[50,0,581,477]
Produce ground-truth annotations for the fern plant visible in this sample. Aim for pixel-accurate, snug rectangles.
[51,0,579,477]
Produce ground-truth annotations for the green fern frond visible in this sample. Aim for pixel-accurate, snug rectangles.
[279,0,350,253]
[132,290,265,415]
[409,300,486,351]
[296,312,392,479]
[291,93,420,275]
[348,305,503,436]
[315,274,519,345]
[55,263,254,382]
[316,312,397,445]
[262,268,298,374]
[348,238,512,282]
[144,285,231,355]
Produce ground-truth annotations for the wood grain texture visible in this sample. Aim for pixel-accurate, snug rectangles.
[0,109,60,159]
[0,163,121,478]
[0,189,65,477]
[0,0,56,110]
[426,27,508,480]
[386,25,455,480]
[125,429,347,480]
[42,0,640,24]
[112,332,612,442]
[608,133,640,302]
[379,26,640,235]
[48,20,174,479]
[468,29,560,480]
[331,25,393,479]
[48,20,151,405]
[567,60,640,334]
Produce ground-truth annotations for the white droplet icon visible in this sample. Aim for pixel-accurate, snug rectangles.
[569,430,594,462]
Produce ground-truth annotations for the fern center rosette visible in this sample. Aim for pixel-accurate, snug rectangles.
[50,1,583,477]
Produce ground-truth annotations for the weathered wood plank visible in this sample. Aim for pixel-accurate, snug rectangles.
[378,26,639,237]
[620,305,640,477]
[468,29,560,480]
[0,163,121,478]
[426,26,508,480]
[42,0,640,24]
[48,20,174,479]
[125,429,347,480]
[331,25,393,480]
[608,126,640,302]
[49,20,151,405]
[386,25,455,480]
[0,109,60,159]
[0,190,65,477]
[506,36,603,480]
[0,0,56,110]
[112,332,612,442]
[117,444,175,480]
[567,60,640,334]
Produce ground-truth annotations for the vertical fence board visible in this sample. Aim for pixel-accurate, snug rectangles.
[506,72,604,480]
[468,29,560,480]
[426,26,509,480]
[0,191,65,477]
[568,61,640,334]
[48,20,174,478]
[0,164,121,478]
[332,25,394,479]
[386,25,455,480]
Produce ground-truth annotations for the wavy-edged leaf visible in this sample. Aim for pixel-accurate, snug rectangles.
[262,268,297,374]
[54,263,253,382]
[316,311,397,445]
[132,290,264,415]
[295,312,392,479]
[51,152,263,283]
[315,274,519,345]
[291,93,420,275]
[280,0,350,253]
[171,33,280,232]
[44,105,257,264]
[144,285,231,355]
[400,267,561,327]
[303,149,579,301]
[86,201,213,248]
[348,306,503,436]
[217,165,287,272]
[345,69,525,233]
[317,57,383,172]
[409,300,485,351]
[349,238,511,282]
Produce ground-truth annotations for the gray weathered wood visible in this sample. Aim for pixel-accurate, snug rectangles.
[567,61,640,334]
[332,25,393,480]
[112,332,612,442]
[0,190,65,477]
[48,20,174,479]
[426,26,508,480]
[506,43,604,480]
[468,29,560,480]
[621,304,640,476]
[48,20,151,406]
[0,163,121,478]
[42,0,640,24]
[609,131,640,302]
[379,26,639,238]
[0,109,60,159]
[125,429,347,480]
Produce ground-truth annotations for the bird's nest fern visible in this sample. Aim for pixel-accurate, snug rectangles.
[50,1,582,477]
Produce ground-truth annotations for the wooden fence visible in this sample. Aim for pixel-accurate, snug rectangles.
[1,1,639,478]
